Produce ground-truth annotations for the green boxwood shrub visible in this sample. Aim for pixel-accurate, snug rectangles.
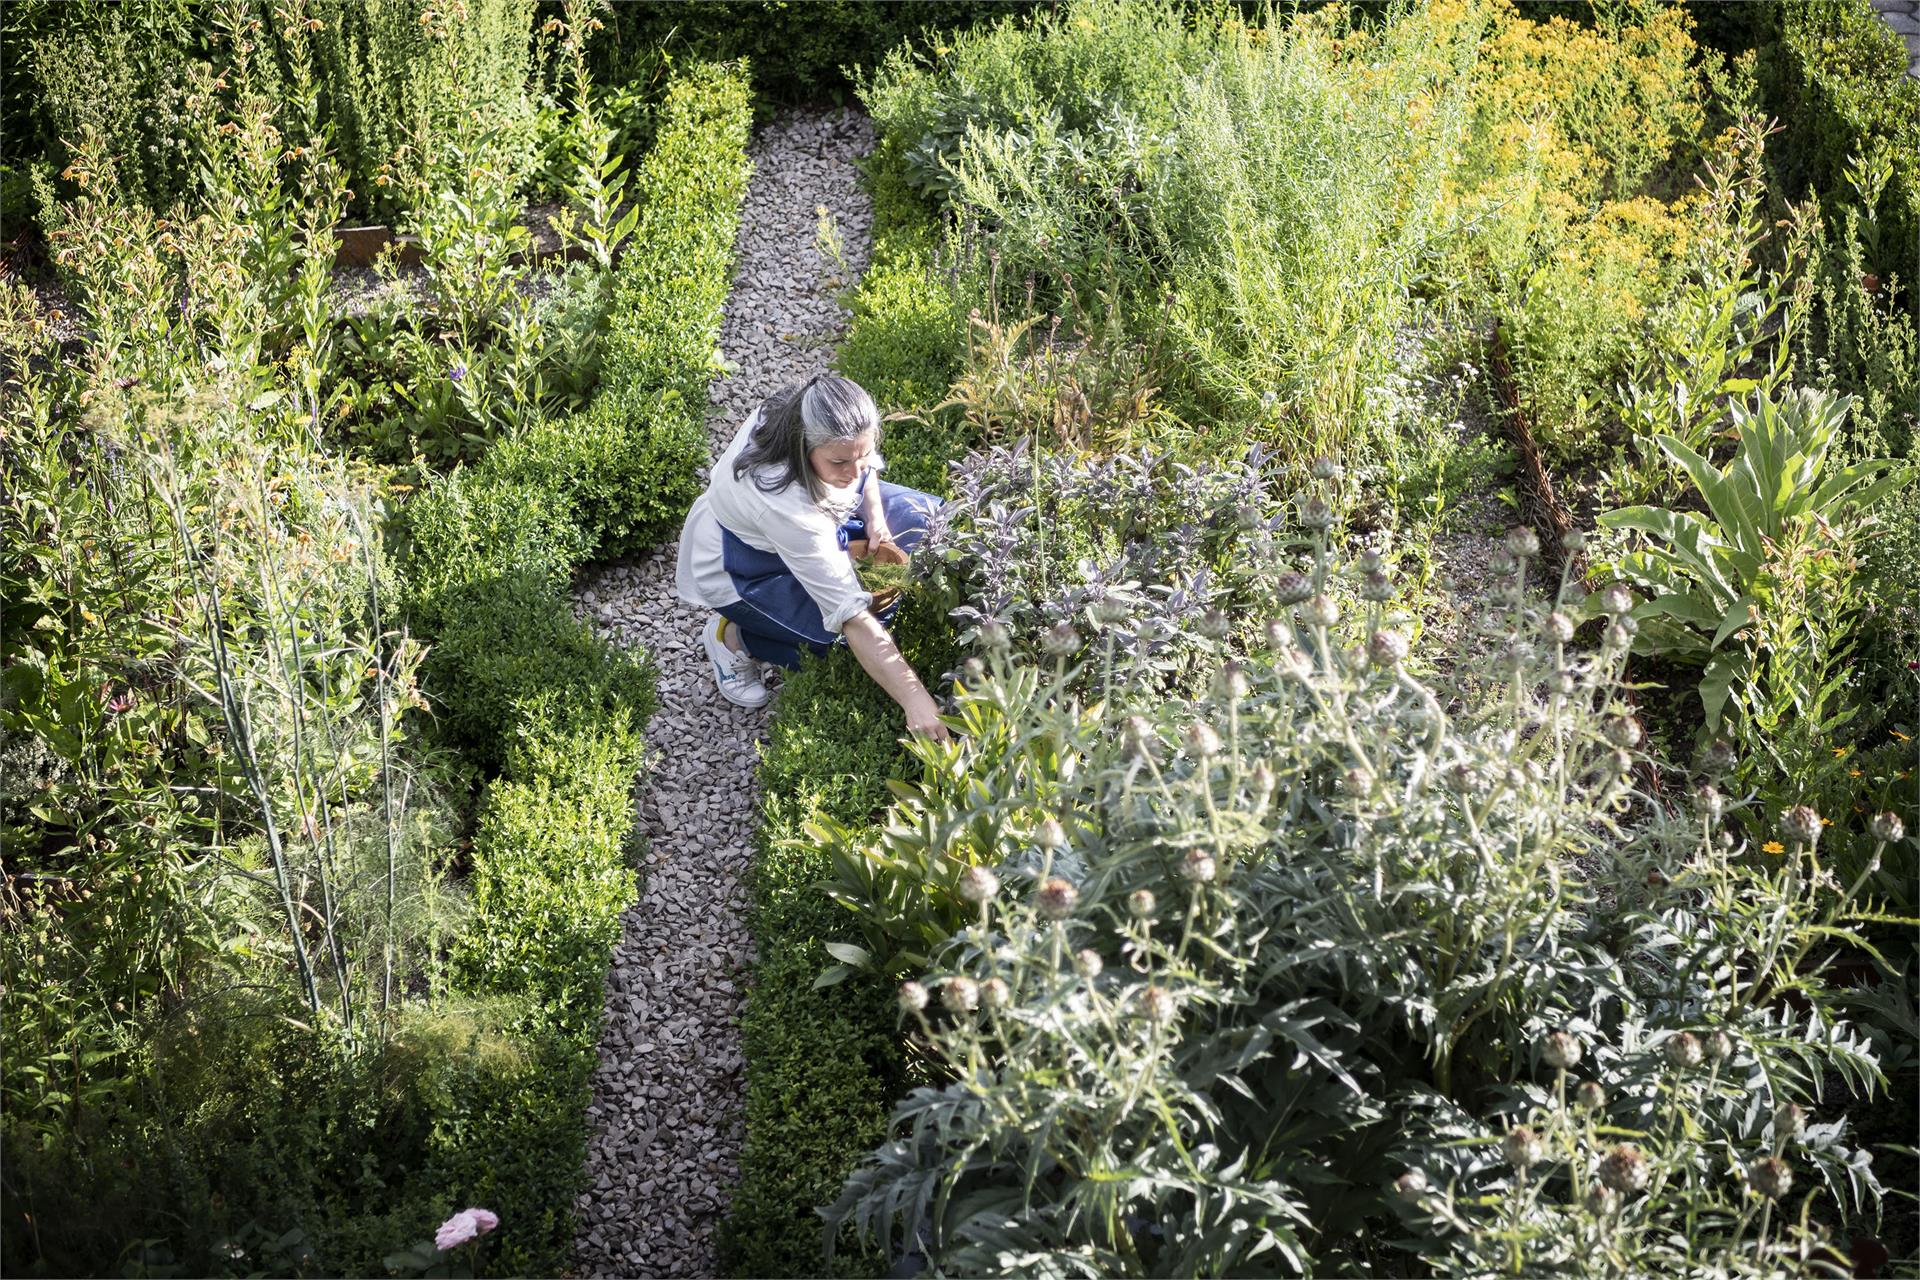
[478,385,710,560]
[398,474,586,636]
[424,570,655,770]
[605,59,755,401]
[454,702,647,1039]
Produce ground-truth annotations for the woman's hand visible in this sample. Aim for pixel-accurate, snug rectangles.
[902,688,951,741]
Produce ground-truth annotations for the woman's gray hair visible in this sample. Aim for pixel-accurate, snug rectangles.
[733,374,881,501]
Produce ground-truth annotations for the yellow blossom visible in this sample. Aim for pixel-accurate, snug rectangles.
[1761,841,1785,855]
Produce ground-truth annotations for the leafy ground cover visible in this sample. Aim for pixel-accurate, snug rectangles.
[1,3,750,1271]
[727,1,1918,1276]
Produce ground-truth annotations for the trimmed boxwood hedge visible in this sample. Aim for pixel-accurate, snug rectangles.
[388,58,754,1275]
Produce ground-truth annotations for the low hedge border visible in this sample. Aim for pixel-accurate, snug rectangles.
[720,141,969,1278]
[389,58,754,1275]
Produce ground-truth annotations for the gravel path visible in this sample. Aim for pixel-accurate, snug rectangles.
[1869,0,1920,77]
[569,107,876,1279]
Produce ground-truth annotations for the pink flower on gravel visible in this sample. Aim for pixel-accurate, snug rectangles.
[435,1207,499,1251]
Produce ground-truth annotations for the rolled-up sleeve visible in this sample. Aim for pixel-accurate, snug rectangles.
[761,508,872,633]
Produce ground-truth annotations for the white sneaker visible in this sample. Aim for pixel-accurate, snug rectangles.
[703,616,769,708]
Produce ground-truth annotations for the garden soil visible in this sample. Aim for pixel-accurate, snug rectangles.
[567,108,876,1279]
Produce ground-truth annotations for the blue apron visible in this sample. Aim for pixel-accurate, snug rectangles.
[716,475,941,669]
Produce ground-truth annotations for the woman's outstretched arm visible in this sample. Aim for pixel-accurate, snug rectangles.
[842,611,949,740]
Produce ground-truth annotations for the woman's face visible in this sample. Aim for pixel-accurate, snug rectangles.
[807,431,876,491]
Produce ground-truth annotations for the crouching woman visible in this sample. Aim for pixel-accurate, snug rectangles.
[673,373,949,739]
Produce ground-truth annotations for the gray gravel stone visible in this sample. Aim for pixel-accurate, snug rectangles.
[570,107,876,1280]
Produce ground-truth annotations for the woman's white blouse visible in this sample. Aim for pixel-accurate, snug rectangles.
[674,407,884,634]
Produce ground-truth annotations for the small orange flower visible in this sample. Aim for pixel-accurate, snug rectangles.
[1832,747,1849,758]
[1761,840,1785,855]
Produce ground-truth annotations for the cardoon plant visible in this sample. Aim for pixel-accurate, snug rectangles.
[818,488,1891,1276]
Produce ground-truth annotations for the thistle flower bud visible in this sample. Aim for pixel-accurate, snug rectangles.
[1446,763,1486,797]
[1599,585,1634,616]
[1609,748,1634,778]
[980,977,1011,1010]
[1299,497,1335,531]
[1584,1184,1617,1216]
[1236,502,1263,530]
[1184,722,1223,758]
[1541,1031,1582,1070]
[1073,948,1103,979]
[1180,848,1218,884]
[1277,643,1313,679]
[1128,888,1157,918]
[1368,628,1409,668]
[961,657,986,685]
[1504,526,1541,559]
[1748,1155,1792,1200]
[1036,877,1078,919]
[1344,643,1370,673]
[1780,804,1822,847]
[1561,529,1586,554]
[978,617,1010,651]
[1301,594,1340,628]
[958,864,1000,905]
[1274,573,1313,606]
[1605,622,1633,650]
[1343,767,1374,798]
[1546,611,1575,644]
[1250,761,1276,797]
[1692,785,1724,823]
[1598,1144,1650,1195]
[1604,716,1643,749]
[1043,620,1082,657]
[1361,570,1394,602]
[1489,550,1516,577]
[1774,1102,1807,1141]
[1214,660,1250,700]
[1199,607,1231,639]
[941,976,980,1014]
[1092,596,1131,626]
[1870,811,1904,843]
[1394,1169,1429,1201]
[1704,1030,1734,1063]
[1503,1125,1545,1169]
[1698,738,1737,777]
[898,980,930,1013]
[1037,817,1067,850]
[1123,716,1157,759]
[1664,1031,1704,1070]
[1311,456,1344,482]
[1357,548,1385,573]
[1575,1081,1606,1111]
[1137,984,1176,1023]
